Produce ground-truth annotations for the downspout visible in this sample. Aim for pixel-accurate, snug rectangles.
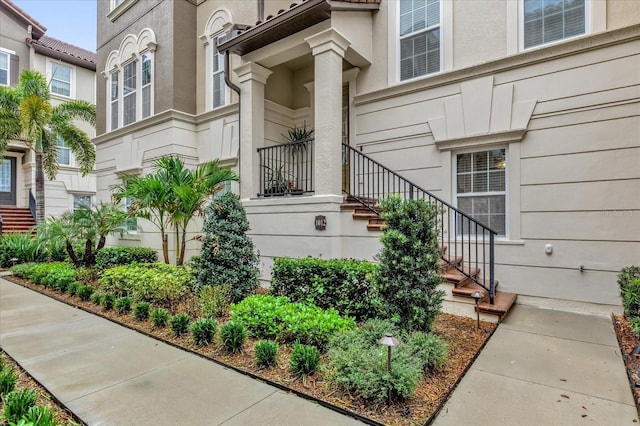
[258,0,264,21]
[224,42,241,193]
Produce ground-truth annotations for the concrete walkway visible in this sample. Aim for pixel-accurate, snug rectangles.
[433,304,638,425]
[0,277,362,426]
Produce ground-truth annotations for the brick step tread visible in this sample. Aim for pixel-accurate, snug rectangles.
[478,292,517,316]
[0,213,34,218]
[355,207,381,215]
[353,212,380,220]
[366,223,385,231]
[451,280,499,298]
[344,195,378,204]
[442,266,481,284]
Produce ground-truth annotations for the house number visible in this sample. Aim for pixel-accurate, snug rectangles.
[315,215,327,230]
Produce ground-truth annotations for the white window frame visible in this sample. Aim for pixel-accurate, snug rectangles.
[0,51,9,86]
[110,70,119,131]
[201,9,232,112]
[49,61,73,98]
[122,59,137,126]
[519,0,591,51]
[140,51,153,119]
[211,35,227,110]
[397,0,443,83]
[57,136,72,166]
[0,158,11,192]
[453,147,509,238]
[73,194,92,212]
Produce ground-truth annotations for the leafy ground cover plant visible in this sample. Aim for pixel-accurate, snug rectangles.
[101,293,116,310]
[90,293,102,305]
[21,405,58,426]
[170,313,190,337]
[290,343,320,377]
[99,263,194,306]
[133,302,151,321]
[372,196,444,332]
[115,296,132,314]
[190,318,218,346]
[231,294,355,348]
[0,232,46,268]
[254,340,278,367]
[195,192,259,302]
[271,257,378,320]
[619,266,640,334]
[0,367,17,396]
[2,387,38,424]
[197,285,230,319]
[95,246,158,270]
[220,321,246,353]
[151,307,170,328]
[76,285,94,302]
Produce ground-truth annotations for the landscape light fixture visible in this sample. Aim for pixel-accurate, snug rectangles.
[379,333,399,406]
[471,290,483,330]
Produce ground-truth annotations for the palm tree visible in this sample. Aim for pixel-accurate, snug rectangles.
[112,156,238,265]
[0,70,96,222]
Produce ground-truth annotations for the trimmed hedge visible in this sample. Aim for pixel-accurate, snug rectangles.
[95,247,158,270]
[271,257,378,321]
[11,262,79,292]
[619,266,640,335]
[99,263,195,305]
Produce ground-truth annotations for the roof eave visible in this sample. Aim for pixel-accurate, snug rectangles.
[31,42,96,72]
[1,0,46,39]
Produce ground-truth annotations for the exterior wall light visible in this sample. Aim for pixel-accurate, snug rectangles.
[379,333,399,406]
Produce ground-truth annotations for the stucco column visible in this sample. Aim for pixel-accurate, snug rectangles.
[236,62,272,199]
[305,29,350,196]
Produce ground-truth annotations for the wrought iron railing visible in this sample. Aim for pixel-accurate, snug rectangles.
[0,212,3,234]
[342,143,497,304]
[29,189,36,220]
[257,138,314,197]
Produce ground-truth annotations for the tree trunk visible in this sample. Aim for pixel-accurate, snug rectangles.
[162,233,169,264]
[66,241,80,267]
[178,226,187,266]
[35,151,45,223]
[83,238,95,267]
[97,235,106,251]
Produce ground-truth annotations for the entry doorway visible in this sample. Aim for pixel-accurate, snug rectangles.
[0,157,17,205]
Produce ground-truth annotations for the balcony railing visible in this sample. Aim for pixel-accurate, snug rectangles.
[257,138,314,197]
[342,143,497,304]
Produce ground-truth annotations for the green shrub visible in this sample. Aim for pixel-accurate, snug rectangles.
[151,308,170,328]
[99,263,195,306]
[101,293,116,310]
[195,192,259,302]
[0,367,17,396]
[231,294,355,348]
[290,343,320,377]
[220,321,246,353]
[90,293,102,305]
[133,302,151,321]
[372,196,444,332]
[170,313,190,337]
[22,405,58,426]
[619,266,640,320]
[76,285,94,302]
[630,317,640,336]
[271,257,378,320]
[2,387,38,424]
[9,263,35,279]
[95,246,158,270]
[190,318,217,346]
[115,296,132,314]
[255,340,278,367]
[325,320,448,404]
[0,232,45,268]
[619,266,640,292]
[66,282,79,296]
[198,285,230,318]
[15,263,75,289]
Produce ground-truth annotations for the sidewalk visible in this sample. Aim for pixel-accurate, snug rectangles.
[433,304,637,425]
[0,277,362,426]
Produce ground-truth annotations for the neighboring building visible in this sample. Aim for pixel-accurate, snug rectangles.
[95,0,640,315]
[0,0,97,226]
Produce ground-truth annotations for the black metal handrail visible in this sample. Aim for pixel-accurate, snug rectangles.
[0,211,3,234]
[257,138,314,197]
[29,189,36,220]
[342,143,497,304]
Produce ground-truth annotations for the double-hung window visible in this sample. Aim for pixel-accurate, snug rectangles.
[57,137,71,166]
[122,61,137,126]
[0,52,8,86]
[456,149,507,237]
[212,36,226,109]
[73,194,92,212]
[110,71,119,130]
[141,52,152,119]
[523,0,586,49]
[399,0,441,81]
[51,63,72,97]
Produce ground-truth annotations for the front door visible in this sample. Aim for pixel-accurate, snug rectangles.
[0,157,17,205]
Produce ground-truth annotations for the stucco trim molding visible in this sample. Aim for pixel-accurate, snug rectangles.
[434,129,527,151]
[107,0,139,22]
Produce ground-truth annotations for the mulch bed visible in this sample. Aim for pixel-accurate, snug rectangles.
[613,314,640,418]
[3,274,497,425]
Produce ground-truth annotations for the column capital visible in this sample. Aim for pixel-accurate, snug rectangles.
[305,28,351,58]
[236,62,273,85]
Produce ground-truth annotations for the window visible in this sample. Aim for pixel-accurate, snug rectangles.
[0,52,8,86]
[212,37,226,109]
[73,194,92,212]
[51,63,71,97]
[57,137,71,166]
[141,52,152,118]
[456,149,507,236]
[523,0,586,49]
[122,61,137,126]
[399,0,440,81]
[110,71,119,130]
[0,158,10,192]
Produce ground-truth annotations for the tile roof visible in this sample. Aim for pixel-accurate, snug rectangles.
[30,36,97,71]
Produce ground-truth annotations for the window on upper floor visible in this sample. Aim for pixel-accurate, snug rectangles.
[110,70,119,130]
[122,60,137,126]
[202,10,232,111]
[212,36,226,109]
[57,137,71,166]
[523,0,586,49]
[51,63,72,97]
[455,149,507,237]
[0,52,8,86]
[399,0,441,81]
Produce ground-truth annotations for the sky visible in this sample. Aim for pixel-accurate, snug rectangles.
[12,0,98,52]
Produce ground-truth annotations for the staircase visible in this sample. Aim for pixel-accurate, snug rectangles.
[0,206,36,234]
[341,144,517,322]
